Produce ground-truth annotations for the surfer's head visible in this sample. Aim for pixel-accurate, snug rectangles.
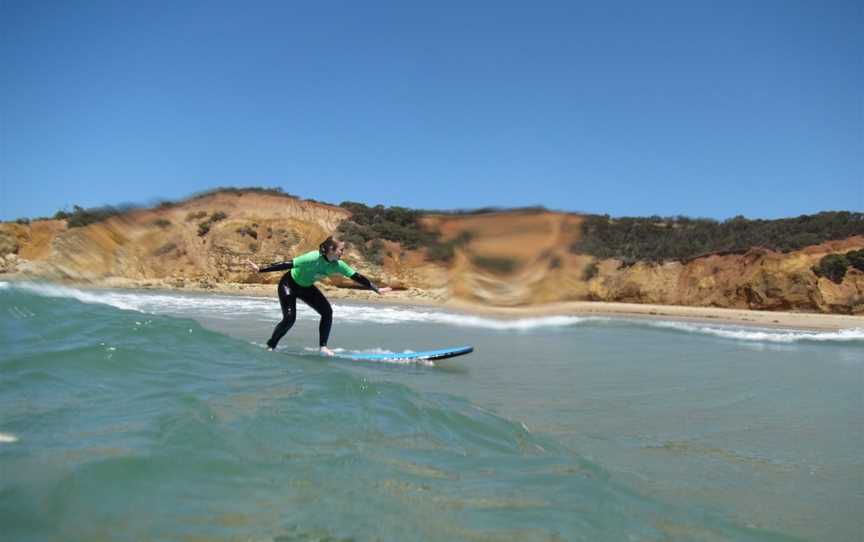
[319,236,345,262]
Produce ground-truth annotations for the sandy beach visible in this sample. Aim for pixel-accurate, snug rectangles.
[439,298,864,331]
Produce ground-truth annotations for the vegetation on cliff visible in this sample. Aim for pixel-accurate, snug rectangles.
[336,202,469,263]
[572,212,864,264]
[186,186,299,202]
[8,188,863,273]
[419,205,549,216]
[812,249,864,284]
[54,204,132,228]
[197,211,227,237]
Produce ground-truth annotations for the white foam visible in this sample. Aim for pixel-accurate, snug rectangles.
[645,320,864,344]
[1,281,591,330]
[5,281,279,317]
[0,433,19,444]
[7,281,863,343]
[7,282,143,312]
[304,346,417,356]
[333,304,593,330]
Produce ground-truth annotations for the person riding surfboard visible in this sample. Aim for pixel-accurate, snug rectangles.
[245,236,391,356]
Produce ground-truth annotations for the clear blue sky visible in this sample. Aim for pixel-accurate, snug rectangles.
[1,0,861,221]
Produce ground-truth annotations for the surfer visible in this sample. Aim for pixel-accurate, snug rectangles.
[245,236,391,356]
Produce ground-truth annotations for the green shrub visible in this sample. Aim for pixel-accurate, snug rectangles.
[65,205,129,228]
[338,202,432,247]
[368,239,384,265]
[196,211,228,237]
[49,204,134,226]
[15,218,30,225]
[582,262,599,281]
[186,211,207,221]
[846,249,864,272]
[153,219,172,229]
[812,254,849,284]
[187,186,299,201]
[338,199,476,263]
[337,202,440,263]
[572,212,864,263]
[419,206,548,216]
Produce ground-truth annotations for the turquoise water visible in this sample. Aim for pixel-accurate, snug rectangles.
[1,282,862,541]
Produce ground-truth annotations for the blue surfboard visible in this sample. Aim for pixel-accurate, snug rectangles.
[341,346,473,362]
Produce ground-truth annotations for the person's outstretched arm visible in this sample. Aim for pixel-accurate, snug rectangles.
[245,259,293,273]
[350,272,392,294]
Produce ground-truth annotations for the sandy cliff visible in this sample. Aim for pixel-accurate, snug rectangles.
[2,191,862,314]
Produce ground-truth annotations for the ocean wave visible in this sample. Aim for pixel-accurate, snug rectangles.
[334,304,595,330]
[4,281,861,342]
[1,281,593,330]
[1,282,286,320]
[3,281,144,312]
[644,320,864,343]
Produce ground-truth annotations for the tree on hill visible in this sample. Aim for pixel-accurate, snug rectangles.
[572,212,864,263]
[336,201,470,262]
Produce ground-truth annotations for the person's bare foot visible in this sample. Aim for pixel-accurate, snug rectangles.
[320,346,336,357]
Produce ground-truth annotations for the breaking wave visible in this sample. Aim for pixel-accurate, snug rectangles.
[3,281,860,343]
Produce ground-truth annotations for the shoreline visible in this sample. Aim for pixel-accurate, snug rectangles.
[4,275,861,331]
[440,298,864,331]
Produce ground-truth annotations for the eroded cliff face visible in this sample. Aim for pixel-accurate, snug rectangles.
[2,192,861,314]
[585,239,864,314]
[2,194,332,284]
[421,212,864,314]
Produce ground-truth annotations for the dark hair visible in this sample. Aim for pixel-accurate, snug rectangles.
[319,236,340,256]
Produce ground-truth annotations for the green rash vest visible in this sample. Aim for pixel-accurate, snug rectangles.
[290,250,355,287]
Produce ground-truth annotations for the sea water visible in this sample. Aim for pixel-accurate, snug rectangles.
[1,281,862,541]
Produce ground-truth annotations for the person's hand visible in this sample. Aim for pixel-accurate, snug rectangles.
[378,287,392,294]
[244,259,259,272]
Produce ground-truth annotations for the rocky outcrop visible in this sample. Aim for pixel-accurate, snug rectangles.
[2,191,862,314]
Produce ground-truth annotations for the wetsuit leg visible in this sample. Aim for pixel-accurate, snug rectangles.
[295,285,333,347]
[267,278,297,349]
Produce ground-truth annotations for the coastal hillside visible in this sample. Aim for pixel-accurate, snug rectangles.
[1,189,862,314]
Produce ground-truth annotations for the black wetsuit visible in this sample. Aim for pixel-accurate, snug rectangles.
[258,259,379,349]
